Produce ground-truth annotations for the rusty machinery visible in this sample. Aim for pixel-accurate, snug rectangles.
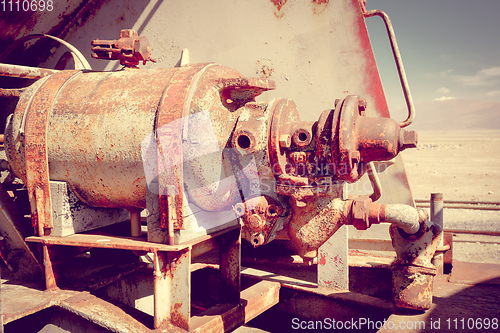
[0,13,442,329]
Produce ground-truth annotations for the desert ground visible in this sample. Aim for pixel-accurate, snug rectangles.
[401,129,500,263]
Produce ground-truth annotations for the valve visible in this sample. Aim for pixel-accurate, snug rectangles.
[91,29,156,67]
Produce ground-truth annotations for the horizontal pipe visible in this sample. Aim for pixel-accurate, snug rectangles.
[0,63,59,79]
[415,199,500,206]
[416,204,500,212]
[444,229,500,236]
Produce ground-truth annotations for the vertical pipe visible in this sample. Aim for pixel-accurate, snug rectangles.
[129,209,142,237]
[430,193,444,273]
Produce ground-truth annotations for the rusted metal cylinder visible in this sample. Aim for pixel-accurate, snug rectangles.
[5,64,250,211]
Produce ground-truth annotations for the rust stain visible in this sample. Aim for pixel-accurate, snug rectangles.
[271,0,288,11]
[318,252,326,266]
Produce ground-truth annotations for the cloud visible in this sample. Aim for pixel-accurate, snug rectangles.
[453,66,500,87]
[436,87,450,93]
[487,90,500,96]
[433,96,457,101]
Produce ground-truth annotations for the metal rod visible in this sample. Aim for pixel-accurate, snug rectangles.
[367,162,382,201]
[129,209,142,237]
[364,9,415,128]
[0,63,59,79]
[416,199,500,206]
[445,229,500,236]
[416,204,500,211]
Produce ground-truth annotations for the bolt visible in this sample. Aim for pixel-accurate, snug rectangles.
[334,99,341,108]
[399,129,418,150]
[279,134,291,148]
[248,214,265,231]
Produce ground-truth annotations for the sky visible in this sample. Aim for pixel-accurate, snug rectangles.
[364,0,500,127]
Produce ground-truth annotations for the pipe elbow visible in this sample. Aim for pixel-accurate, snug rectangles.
[383,204,420,234]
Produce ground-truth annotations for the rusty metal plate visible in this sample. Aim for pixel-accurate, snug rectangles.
[24,70,81,233]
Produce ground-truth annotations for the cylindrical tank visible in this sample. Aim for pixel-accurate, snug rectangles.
[5,64,249,211]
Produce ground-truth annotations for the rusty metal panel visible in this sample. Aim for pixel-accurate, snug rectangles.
[318,225,349,289]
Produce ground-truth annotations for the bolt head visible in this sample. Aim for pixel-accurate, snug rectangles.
[279,134,291,148]
[400,130,418,150]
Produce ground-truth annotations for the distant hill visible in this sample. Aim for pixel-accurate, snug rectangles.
[410,98,500,130]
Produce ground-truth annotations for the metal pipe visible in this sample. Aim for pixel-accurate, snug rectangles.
[416,199,500,205]
[430,193,444,272]
[0,63,59,79]
[382,204,420,234]
[367,162,382,201]
[445,229,500,236]
[364,9,415,128]
[416,204,500,211]
[129,209,142,237]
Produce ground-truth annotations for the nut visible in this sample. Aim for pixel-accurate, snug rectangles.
[351,196,372,230]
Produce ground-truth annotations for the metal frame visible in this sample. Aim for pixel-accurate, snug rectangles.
[25,226,273,331]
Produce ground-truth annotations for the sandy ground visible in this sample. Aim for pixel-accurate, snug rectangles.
[402,129,500,202]
[401,130,500,264]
